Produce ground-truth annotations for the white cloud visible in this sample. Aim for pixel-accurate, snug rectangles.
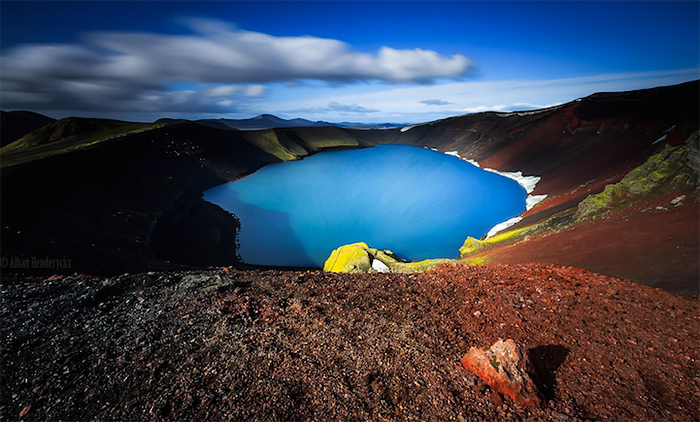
[0,18,472,116]
[245,85,266,97]
[268,68,699,123]
[3,19,472,84]
[205,84,240,97]
[291,102,379,114]
[419,99,453,106]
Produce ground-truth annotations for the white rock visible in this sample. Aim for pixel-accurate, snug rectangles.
[371,258,390,273]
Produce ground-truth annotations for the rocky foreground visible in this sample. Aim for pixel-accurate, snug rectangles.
[2,264,698,421]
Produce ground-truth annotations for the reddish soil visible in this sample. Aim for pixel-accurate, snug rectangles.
[2,264,698,421]
[471,197,700,296]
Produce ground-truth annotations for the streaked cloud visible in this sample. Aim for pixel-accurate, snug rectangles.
[204,85,240,97]
[291,102,379,115]
[245,85,266,98]
[6,19,473,84]
[1,11,696,126]
[419,99,453,106]
[269,68,700,123]
[0,18,473,116]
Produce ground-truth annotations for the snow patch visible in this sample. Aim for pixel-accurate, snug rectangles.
[526,195,547,211]
[438,149,549,238]
[465,158,481,168]
[495,103,565,118]
[482,168,540,195]
[652,125,677,145]
[652,134,667,145]
[445,151,480,167]
[486,217,522,239]
[441,150,543,195]
[401,123,422,133]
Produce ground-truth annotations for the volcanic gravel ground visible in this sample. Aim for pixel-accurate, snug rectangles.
[1,264,698,421]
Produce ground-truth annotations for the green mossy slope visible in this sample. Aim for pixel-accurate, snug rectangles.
[1,117,171,167]
[242,126,369,162]
[576,131,699,220]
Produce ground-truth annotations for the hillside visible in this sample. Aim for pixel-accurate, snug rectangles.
[0,120,373,274]
[0,81,698,294]
[375,81,700,294]
[1,117,171,167]
[0,110,55,147]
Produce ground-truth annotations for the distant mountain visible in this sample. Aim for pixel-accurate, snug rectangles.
[198,114,405,130]
[333,121,407,130]
[0,110,55,147]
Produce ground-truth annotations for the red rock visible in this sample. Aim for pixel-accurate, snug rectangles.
[461,339,543,407]
[19,405,31,417]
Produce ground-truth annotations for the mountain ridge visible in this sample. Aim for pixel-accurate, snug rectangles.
[198,114,406,130]
[0,110,56,148]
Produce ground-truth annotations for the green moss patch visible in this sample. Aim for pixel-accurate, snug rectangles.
[577,133,699,220]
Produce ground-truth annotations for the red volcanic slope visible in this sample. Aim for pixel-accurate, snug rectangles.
[470,193,700,295]
[374,81,699,294]
[384,81,698,203]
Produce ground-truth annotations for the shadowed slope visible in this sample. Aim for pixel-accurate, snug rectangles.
[1,120,373,274]
[0,110,56,148]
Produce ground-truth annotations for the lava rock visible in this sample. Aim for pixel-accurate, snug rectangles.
[461,338,543,407]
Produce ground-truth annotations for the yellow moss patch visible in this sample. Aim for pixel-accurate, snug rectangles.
[323,242,372,273]
[462,256,489,266]
[459,226,532,258]
[459,237,485,256]
[389,258,455,273]
[324,242,460,274]
[487,226,530,243]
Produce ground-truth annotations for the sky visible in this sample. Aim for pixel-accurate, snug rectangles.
[1,1,698,124]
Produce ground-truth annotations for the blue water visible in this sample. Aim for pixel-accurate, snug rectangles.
[203,145,527,267]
